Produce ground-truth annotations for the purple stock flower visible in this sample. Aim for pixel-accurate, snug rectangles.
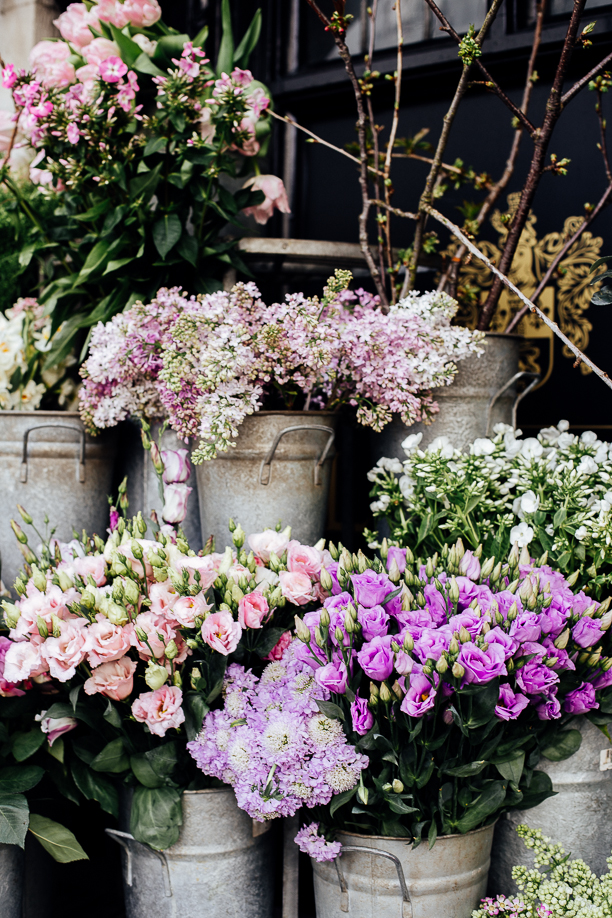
[357,636,394,680]
[400,673,437,717]
[351,571,394,608]
[495,684,529,721]
[516,660,559,696]
[459,550,481,581]
[350,695,374,735]
[315,660,348,694]
[357,605,389,640]
[458,642,507,684]
[510,611,541,643]
[564,681,599,715]
[536,692,562,720]
[386,547,407,574]
[572,617,603,649]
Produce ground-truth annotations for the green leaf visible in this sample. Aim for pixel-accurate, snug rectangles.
[251,626,288,658]
[176,233,198,268]
[103,700,123,730]
[381,586,402,607]
[192,25,209,48]
[589,255,612,273]
[316,700,345,721]
[153,33,191,67]
[541,729,582,762]
[131,742,178,788]
[130,754,163,789]
[70,760,119,818]
[519,770,555,810]
[132,52,166,77]
[456,780,507,834]
[169,110,186,133]
[463,678,500,729]
[103,257,135,276]
[129,162,162,200]
[109,23,142,65]
[90,739,129,774]
[553,507,567,528]
[75,240,110,282]
[183,693,209,742]
[12,728,46,762]
[217,0,235,77]
[152,214,182,259]
[234,8,262,69]
[387,797,418,815]
[0,794,28,847]
[130,786,182,850]
[494,752,525,785]
[0,766,44,794]
[330,787,357,818]
[144,136,167,157]
[428,818,438,849]
[28,813,88,863]
[443,760,487,778]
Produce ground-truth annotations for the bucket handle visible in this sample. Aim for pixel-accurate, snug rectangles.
[334,844,413,918]
[260,425,335,487]
[485,371,540,436]
[20,424,86,484]
[105,828,173,898]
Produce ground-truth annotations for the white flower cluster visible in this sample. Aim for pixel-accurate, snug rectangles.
[367,421,612,595]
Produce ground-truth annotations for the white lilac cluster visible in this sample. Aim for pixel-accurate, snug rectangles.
[368,421,612,593]
[187,646,368,822]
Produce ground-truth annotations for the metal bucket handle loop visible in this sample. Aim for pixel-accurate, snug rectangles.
[334,844,413,918]
[259,425,335,487]
[105,828,173,898]
[20,424,86,484]
[486,371,540,436]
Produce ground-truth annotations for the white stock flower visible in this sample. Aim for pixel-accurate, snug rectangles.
[426,435,454,458]
[510,522,534,547]
[519,438,544,460]
[575,526,588,541]
[581,430,598,446]
[517,489,539,517]
[577,456,598,476]
[401,432,423,455]
[471,438,495,456]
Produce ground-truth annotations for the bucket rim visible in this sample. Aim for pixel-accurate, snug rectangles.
[0,410,82,418]
[182,787,235,796]
[335,820,497,843]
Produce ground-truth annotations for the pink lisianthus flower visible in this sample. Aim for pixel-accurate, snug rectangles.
[174,556,218,590]
[132,685,185,737]
[400,672,438,717]
[161,448,191,484]
[3,641,47,683]
[287,542,323,578]
[171,593,211,628]
[54,3,101,49]
[84,655,137,700]
[238,591,269,629]
[248,529,289,563]
[131,611,177,660]
[29,41,76,88]
[96,0,130,28]
[162,482,192,524]
[201,611,242,655]
[279,571,313,606]
[99,56,129,83]
[35,710,78,746]
[0,638,26,697]
[82,38,119,67]
[122,0,162,27]
[42,618,89,681]
[86,614,133,667]
[242,175,290,225]
[265,630,292,661]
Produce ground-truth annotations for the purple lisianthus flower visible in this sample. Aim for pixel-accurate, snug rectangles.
[510,611,541,643]
[400,673,437,717]
[536,692,562,720]
[357,636,394,680]
[303,610,322,628]
[516,660,559,695]
[591,667,612,690]
[315,660,348,694]
[386,546,407,574]
[485,626,518,660]
[358,604,389,640]
[539,605,569,638]
[572,616,603,649]
[413,628,452,664]
[456,576,479,609]
[458,642,507,684]
[495,591,524,620]
[573,591,599,617]
[448,609,484,639]
[351,571,395,608]
[441,682,454,698]
[394,651,414,676]
[324,562,342,596]
[516,641,547,661]
[564,681,599,715]
[459,550,481,581]
[384,590,403,619]
[394,606,434,629]
[324,592,353,612]
[542,637,575,672]
[495,684,529,721]
[424,583,450,627]
[329,611,351,647]
[350,695,374,735]
[292,635,326,670]
[473,585,496,615]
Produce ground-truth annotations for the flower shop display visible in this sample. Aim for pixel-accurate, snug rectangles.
[0,0,281,367]
[78,272,483,546]
[367,421,612,598]
[188,537,612,917]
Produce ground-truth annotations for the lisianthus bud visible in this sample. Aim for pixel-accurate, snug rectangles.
[10,520,27,544]
[382,782,392,792]
[480,557,495,579]
[345,613,355,633]
[173,671,182,688]
[320,608,331,629]
[334,626,344,645]
[401,587,413,612]
[392,779,404,794]
[527,593,537,611]
[519,545,531,567]
[370,682,379,698]
[542,594,553,607]
[403,633,414,653]
[357,552,368,574]
[452,662,465,679]
[602,657,612,671]
[455,538,465,561]
[448,578,460,603]
[107,602,129,626]
[425,558,434,579]
[50,613,62,638]
[357,784,369,805]
[508,544,520,568]
[507,601,518,621]
[518,578,533,601]
[295,615,311,642]
[37,616,49,639]
[459,626,471,644]
[232,524,246,549]
[588,650,602,666]
[14,578,26,597]
[392,680,404,701]
[145,660,169,691]
[31,566,46,592]
[165,639,179,661]
[379,682,392,703]
[449,637,459,655]
[599,597,612,615]
[320,568,333,592]
[436,656,448,674]
[391,641,401,653]
[123,578,140,606]
[186,638,199,650]
[388,559,401,583]
[81,588,96,610]
[491,561,503,584]
[600,611,612,631]
[328,542,339,561]
[380,538,389,560]
[1,601,20,629]
[16,504,33,526]
[566,570,580,587]
[55,570,72,592]
[339,548,353,572]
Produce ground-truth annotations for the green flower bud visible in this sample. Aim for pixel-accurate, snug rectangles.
[382,782,392,793]
[130,540,144,561]
[81,588,96,610]
[232,524,246,549]
[50,613,62,638]
[10,520,28,544]
[480,557,495,579]
[425,558,434,579]
[57,570,74,592]
[1,601,20,630]
[519,545,531,568]
[31,566,46,593]
[403,633,414,653]
[392,779,404,794]
[320,568,333,592]
[459,626,471,644]
[145,660,168,691]
[107,602,130,626]
[380,538,389,561]
[448,578,460,604]
[165,639,179,661]
[186,638,200,650]
[449,637,459,655]
[123,578,140,606]
[357,784,369,805]
[452,662,465,679]
[328,542,339,562]
[566,570,580,588]
[334,626,345,645]
[388,559,401,583]
[320,608,331,629]
[37,616,49,639]
[507,601,518,621]
[436,656,448,674]
[16,505,33,526]
[379,682,392,703]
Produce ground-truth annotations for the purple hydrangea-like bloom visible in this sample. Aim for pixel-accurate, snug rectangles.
[356,636,394,680]
[572,616,603,649]
[563,681,599,715]
[536,692,562,720]
[350,695,374,735]
[295,823,342,862]
[386,547,407,574]
[357,604,389,641]
[351,571,394,608]
[495,684,529,721]
[515,660,559,695]
[400,673,437,717]
[315,660,348,694]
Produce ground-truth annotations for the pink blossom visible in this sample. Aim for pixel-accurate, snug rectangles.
[12,583,79,642]
[99,56,128,83]
[242,175,290,225]
[174,556,218,590]
[43,618,89,681]
[2,65,17,90]
[248,530,289,563]
[54,3,100,49]
[171,593,211,628]
[0,638,26,697]
[86,614,133,667]
[231,67,253,87]
[132,685,185,737]
[66,122,80,144]
[232,118,260,157]
[149,581,179,617]
[30,41,76,88]
[131,611,177,659]
[238,591,269,629]
[3,641,46,683]
[116,85,136,112]
[287,541,323,578]
[36,711,77,746]
[246,86,270,118]
[84,655,136,700]
[279,571,313,606]
[81,37,119,66]
[122,0,162,27]
[162,482,192,524]
[162,448,191,484]
[96,0,130,28]
[59,554,107,587]
[115,538,158,579]
[265,630,292,661]
[201,611,242,654]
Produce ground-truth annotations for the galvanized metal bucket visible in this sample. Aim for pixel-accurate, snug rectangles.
[118,421,202,551]
[107,788,274,918]
[0,843,23,918]
[488,717,612,897]
[311,823,495,918]
[195,411,337,550]
[374,333,538,457]
[0,412,117,593]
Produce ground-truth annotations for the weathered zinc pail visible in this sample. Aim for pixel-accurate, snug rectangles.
[488,718,612,897]
[375,334,536,458]
[195,411,337,550]
[0,412,116,592]
[118,421,202,551]
[311,823,495,918]
[107,788,274,918]
[0,843,23,918]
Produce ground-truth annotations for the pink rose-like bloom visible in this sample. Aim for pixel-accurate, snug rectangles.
[132,685,185,737]
[0,638,26,697]
[99,56,128,83]
[174,556,218,591]
[3,641,46,683]
[84,655,137,701]
[122,0,162,27]
[54,3,100,49]
[86,614,132,667]
[96,0,130,28]
[265,631,292,661]
[279,571,312,606]
[162,482,192,524]
[30,41,76,88]
[238,591,269,629]
[171,593,211,628]
[162,448,191,484]
[36,711,77,746]
[131,611,177,660]
[82,38,119,67]
[243,175,290,225]
[401,673,437,717]
[201,611,242,655]
[43,618,89,681]
[287,542,322,578]
[248,530,289,563]
[351,695,374,735]
[60,554,107,587]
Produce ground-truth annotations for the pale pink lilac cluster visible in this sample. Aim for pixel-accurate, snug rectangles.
[473,896,551,918]
[79,281,483,460]
[187,645,368,821]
